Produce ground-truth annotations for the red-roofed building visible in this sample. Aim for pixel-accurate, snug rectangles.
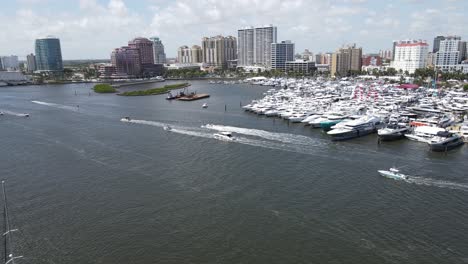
[391,40,428,74]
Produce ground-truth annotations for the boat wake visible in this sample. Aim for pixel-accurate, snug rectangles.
[121,118,214,139]
[202,124,325,146]
[32,100,79,111]
[406,176,468,192]
[0,110,29,117]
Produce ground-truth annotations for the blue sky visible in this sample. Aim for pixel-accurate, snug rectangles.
[1,0,467,59]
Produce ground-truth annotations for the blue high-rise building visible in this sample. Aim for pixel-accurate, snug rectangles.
[271,40,295,71]
[35,36,63,72]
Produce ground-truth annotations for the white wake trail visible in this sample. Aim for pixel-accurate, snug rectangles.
[32,100,79,111]
[203,124,324,146]
[0,110,29,117]
[406,177,468,192]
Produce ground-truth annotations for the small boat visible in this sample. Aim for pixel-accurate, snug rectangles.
[22,113,30,117]
[0,112,4,116]
[378,167,409,180]
[202,103,208,108]
[163,125,172,131]
[213,131,235,141]
[121,116,131,122]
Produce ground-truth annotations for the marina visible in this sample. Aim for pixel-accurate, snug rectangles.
[241,77,467,151]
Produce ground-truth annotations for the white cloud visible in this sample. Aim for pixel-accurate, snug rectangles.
[1,0,467,59]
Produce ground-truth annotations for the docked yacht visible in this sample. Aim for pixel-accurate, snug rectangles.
[427,131,464,152]
[405,126,446,143]
[320,114,347,131]
[378,167,409,180]
[213,131,236,141]
[327,116,381,141]
[378,123,410,141]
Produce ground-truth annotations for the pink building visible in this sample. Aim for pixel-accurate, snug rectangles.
[128,37,154,65]
[111,46,142,78]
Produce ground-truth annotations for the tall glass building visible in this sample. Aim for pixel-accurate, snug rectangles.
[35,36,63,72]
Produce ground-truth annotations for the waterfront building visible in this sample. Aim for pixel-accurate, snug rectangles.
[35,36,63,72]
[331,44,362,76]
[434,36,467,72]
[362,54,382,67]
[459,41,467,61]
[391,40,428,74]
[0,55,19,71]
[433,36,445,53]
[98,64,116,79]
[379,49,392,60]
[238,25,277,67]
[426,52,435,67]
[177,45,202,64]
[284,60,316,74]
[271,41,295,71]
[315,53,332,65]
[111,46,141,78]
[26,54,36,73]
[302,49,314,61]
[202,35,237,69]
[150,37,166,64]
[128,37,154,65]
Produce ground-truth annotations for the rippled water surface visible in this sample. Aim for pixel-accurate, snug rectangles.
[1,81,467,263]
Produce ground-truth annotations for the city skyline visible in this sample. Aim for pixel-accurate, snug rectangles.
[1,0,467,60]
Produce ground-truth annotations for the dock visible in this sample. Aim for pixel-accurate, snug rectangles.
[178,94,210,101]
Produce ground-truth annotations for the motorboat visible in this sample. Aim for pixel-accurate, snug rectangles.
[202,103,208,108]
[378,167,409,180]
[163,125,172,131]
[213,131,235,141]
[22,113,30,117]
[121,116,131,122]
[378,123,410,141]
[427,131,464,152]
[405,126,446,143]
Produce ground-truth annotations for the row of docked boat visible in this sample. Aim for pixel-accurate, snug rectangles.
[242,77,468,152]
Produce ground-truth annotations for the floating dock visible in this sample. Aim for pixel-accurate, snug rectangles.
[178,94,210,101]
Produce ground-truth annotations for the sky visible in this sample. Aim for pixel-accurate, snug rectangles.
[0,0,467,60]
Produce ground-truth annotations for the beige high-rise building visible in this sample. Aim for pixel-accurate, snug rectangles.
[202,35,237,69]
[177,45,203,63]
[330,44,362,76]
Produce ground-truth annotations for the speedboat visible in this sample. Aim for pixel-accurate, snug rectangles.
[121,116,131,122]
[213,131,235,141]
[202,103,208,108]
[163,125,172,131]
[378,167,409,180]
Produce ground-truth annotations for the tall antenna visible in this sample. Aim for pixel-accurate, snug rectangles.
[2,181,22,264]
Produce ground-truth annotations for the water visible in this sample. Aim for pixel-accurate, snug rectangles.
[1,81,467,263]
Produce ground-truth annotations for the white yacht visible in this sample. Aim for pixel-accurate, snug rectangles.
[202,103,208,108]
[405,126,446,143]
[378,123,410,141]
[327,116,381,141]
[213,131,235,141]
[378,167,409,180]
